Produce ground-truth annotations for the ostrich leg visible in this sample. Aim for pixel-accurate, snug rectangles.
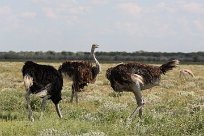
[25,90,34,122]
[40,95,48,119]
[74,84,79,103]
[70,84,75,103]
[75,91,78,103]
[130,83,144,118]
[55,103,62,118]
[70,83,78,103]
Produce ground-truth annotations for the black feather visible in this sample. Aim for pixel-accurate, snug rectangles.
[22,61,63,104]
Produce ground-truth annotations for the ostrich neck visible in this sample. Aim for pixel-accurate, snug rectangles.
[91,49,101,73]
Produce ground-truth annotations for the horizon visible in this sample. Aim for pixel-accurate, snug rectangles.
[1,50,203,54]
[1,0,204,52]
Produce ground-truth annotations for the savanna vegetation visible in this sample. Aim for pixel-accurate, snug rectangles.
[0,51,204,62]
[0,61,204,136]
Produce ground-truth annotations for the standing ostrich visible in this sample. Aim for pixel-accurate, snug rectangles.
[106,59,179,118]
[22,61,63,121]
[58,44,101,103]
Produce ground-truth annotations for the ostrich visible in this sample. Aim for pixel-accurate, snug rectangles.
[106,59,179,118]
[22,61,63,121]
[179,69,195,79]
[58,44,101,103]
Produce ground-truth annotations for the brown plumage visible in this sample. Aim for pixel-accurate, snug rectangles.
[59,44,101,103]
[106,59,179,118]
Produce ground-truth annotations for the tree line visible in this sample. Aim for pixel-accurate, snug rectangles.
[0,51,203,63]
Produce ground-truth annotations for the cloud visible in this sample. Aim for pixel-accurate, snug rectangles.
[42,7,57,19]
[21,11,37,19]
[155,2,176,13]
[193,20,204,32]
[66,5,89,15]
[0,6,22,32]
[182,2,204,13]
[0,6,12,16]
[115,20,176,38]
[89,0,109,6]
[117,2,142,16]
[31,0,89,24]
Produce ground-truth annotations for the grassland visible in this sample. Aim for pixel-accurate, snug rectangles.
[0,61,204,136]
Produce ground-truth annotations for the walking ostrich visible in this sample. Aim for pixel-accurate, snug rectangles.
[22,61,63,121]
[106,59,179,118]
[58,44,101,103]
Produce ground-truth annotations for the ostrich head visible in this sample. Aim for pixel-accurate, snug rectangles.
[91,44,99,54]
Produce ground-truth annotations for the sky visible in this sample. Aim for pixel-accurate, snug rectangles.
[0,0,204,53]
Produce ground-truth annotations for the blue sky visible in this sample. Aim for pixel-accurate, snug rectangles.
[0,0,204,52]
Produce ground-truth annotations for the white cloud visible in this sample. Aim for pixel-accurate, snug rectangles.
[21,11,37,19]
[117,2,142,16]
[42,7,57,19]
[0,6,12,16]
[89,0,109,6]
[31,0,89,23]
[67,5,89,15]
[194,20,204,32]
[0,6,22,32]
[182,2,204,13]
[156,2,176,13]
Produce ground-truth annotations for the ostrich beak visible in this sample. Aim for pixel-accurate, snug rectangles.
[95,44,99,48]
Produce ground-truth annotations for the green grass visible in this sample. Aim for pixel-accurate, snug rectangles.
[0,62,204,136]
